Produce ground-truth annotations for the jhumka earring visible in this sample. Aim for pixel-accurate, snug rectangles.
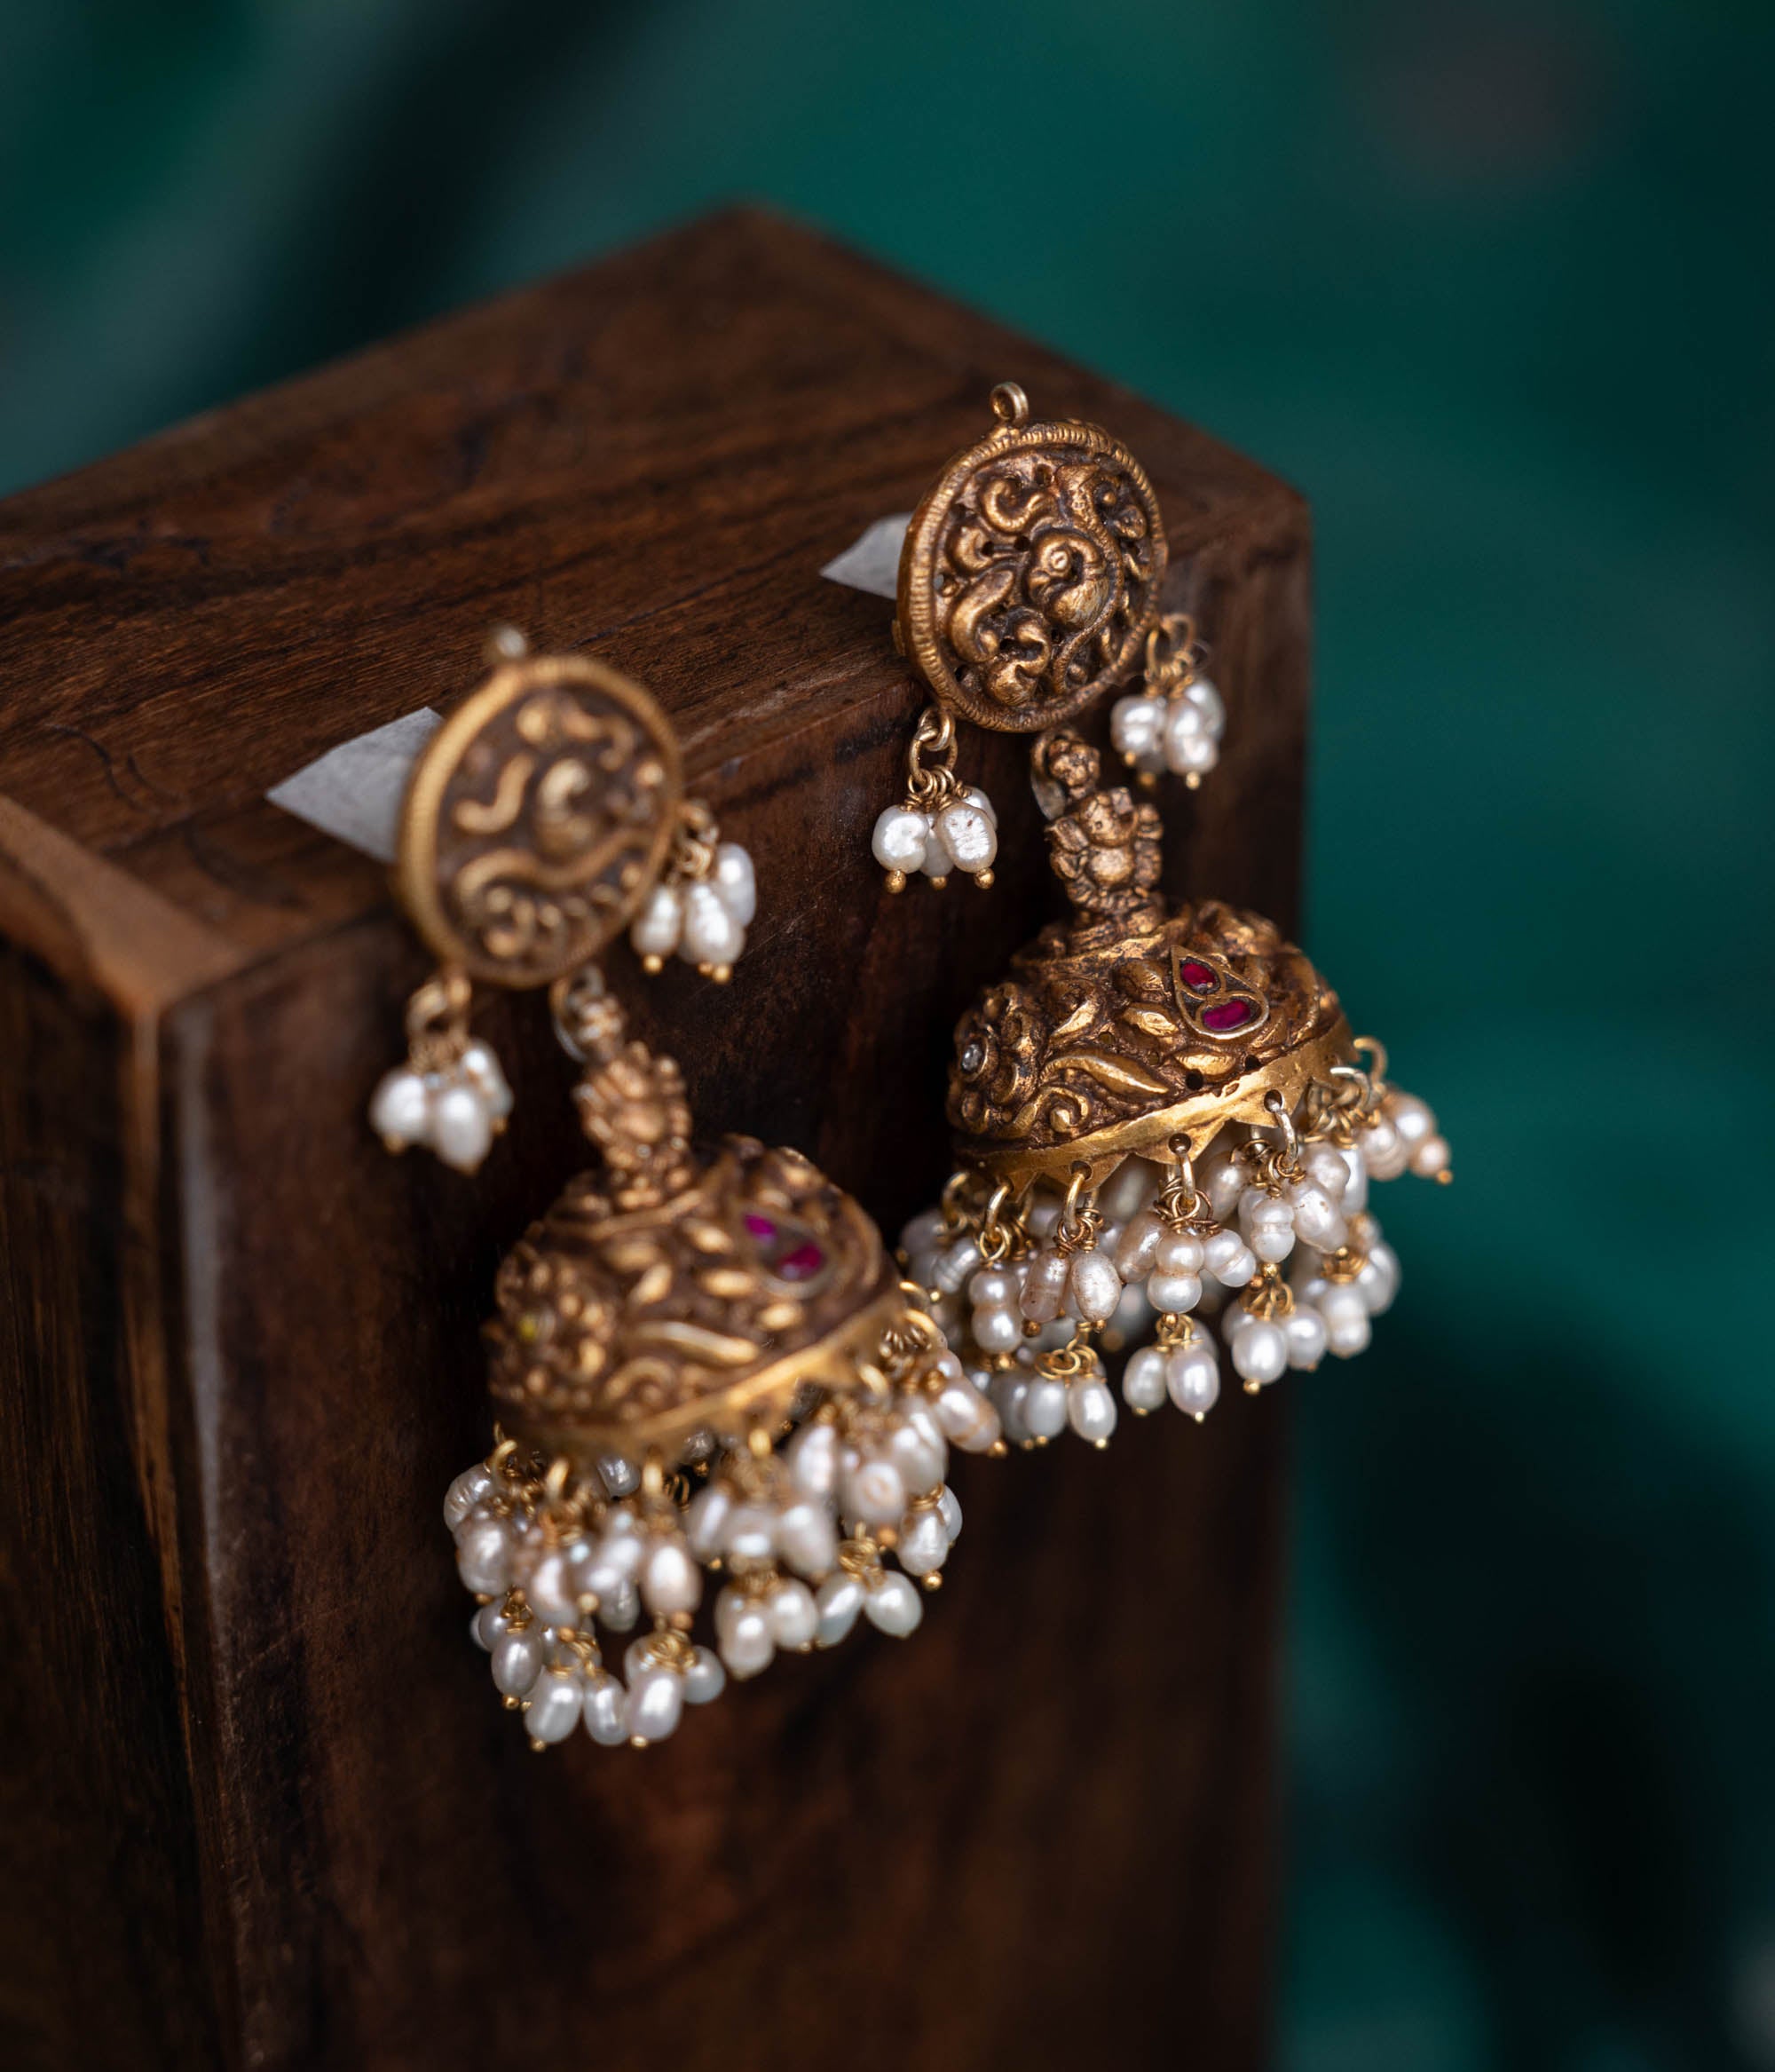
[375,634,982,1750]
[883,387,1450,1445]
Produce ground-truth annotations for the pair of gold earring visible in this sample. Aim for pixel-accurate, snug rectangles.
[385,384,1448,1752]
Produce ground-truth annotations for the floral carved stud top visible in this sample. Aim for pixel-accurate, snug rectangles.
[397,654,682,988]
[896,387,1167,733]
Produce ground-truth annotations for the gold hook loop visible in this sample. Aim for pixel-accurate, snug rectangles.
[549,961,621,1063]
[667,796,722,882]
[990,381,1030,427]
[938,1166,974,1231]
[403,966,472,1070]
[1055,1160,1099,1251]
[1158,1135,1211,1227]
[1143,612,1200,692]
[976,1181,1019,1265]
[905,704,960,807]
[1264,1088,1300,1161]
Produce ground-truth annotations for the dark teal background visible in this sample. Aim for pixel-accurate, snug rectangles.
[5,4,1771,2066]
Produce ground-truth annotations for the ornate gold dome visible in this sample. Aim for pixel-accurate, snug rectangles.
[486,1134,901,1463]
[946,731,1353,1191]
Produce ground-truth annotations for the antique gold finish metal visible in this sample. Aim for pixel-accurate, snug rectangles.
[386,641,933,1492]
[963,1019,1356,1195]
[895,386,1445,1476]
[895,391,1167,732]
[401,968,473,1071]
[396,651,682,986]
[487,971,905,1466]
[945,724,1357,1189]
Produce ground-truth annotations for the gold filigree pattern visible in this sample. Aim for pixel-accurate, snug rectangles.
[948,895,1352,1190]
[485,1135,898,1459]
[396,653,682,986]
[897,401,1166,732]
[946,727,1326,1182]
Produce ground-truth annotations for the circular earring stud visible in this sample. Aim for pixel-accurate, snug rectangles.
[871,381,1169,892]
[370,631,752,1170]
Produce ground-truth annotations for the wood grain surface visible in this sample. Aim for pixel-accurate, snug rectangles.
[0,208,1310,2072]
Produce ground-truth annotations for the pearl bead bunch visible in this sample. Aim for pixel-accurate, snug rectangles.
[1351,1088,1451,1185]
[682,1398,960,1683]
[371,1032,513,1174]
[899,1067,1446,1441]
[870,704,998,892]
[371,805,756,1176]
[1109,674,1226,787]
[872,786,998,892]
[628,838,756,980]
[1108,612,1226,789]
[443,1308,974,1748]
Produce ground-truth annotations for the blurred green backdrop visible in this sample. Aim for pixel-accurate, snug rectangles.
[4,3,1771,2067]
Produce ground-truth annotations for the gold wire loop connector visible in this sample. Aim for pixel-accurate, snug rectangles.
[1053,1162,1102,1253]
[975,1181,1021,1265]
[1143,612,1202,691]
[1156,1135,1215,1230]
[403,967,473,1069]
[1263,1087,1301,1163]
[938,1166,978,1232]
[667,797,722,882]
[904,706,960,806]
[1037,1331,1100,1381]
[989,381,1030,427]
[549,961,624,1064]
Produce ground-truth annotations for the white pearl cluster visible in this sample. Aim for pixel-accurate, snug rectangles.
[902,1080,1445,1437]
[872,786,998,889]
[372,835,758,1174]
[1109,674,1226,784]
[1348,1089,1450,1184]
[444,1367,968,1749]
[446,1460,735,1749]
[370,1038,513,1174]
[628,841,756,978]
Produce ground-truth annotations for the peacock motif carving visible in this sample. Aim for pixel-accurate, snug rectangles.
[897,395,1166,732]
[397,655,682,987]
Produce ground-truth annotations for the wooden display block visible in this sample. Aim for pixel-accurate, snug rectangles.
[0,209,1309,2072]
